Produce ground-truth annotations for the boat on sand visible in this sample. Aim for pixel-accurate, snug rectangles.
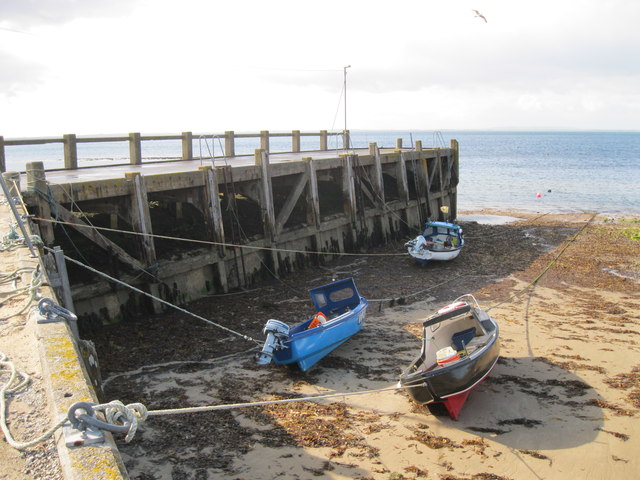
[404,221,464,264]
[398,295,499,419]
[256,278,368,372]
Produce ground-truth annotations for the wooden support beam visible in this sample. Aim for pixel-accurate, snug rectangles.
[274,171,308,235]
[450,139,459,220]
[396,152,410,205]
[51,200,146,271]
[304,157,321,229]
[370,143,390,240]
[370,143,385,204]
[341,154,357,223]
[200,166,228,293]
[255,149,279,274]
[25,161,55,244]
[125,172,156,266]
[418,151,433,220]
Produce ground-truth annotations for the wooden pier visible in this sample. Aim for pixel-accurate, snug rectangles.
[3,131,460,324]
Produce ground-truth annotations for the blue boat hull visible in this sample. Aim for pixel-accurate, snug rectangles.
[257,278,368,372]
[273,303,367,371]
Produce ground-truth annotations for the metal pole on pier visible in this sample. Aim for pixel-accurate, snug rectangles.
[343,65,351,149]
[0,167,38,257]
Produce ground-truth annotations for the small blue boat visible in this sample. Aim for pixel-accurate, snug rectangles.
[256,278,368,371]
[405,221,464,265]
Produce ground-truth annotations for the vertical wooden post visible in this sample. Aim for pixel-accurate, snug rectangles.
[292,130,301,153]
[200,166,228,293]
[110,213,118,230]
[341,154,359,246]
[129,132,142,165]
[371,143,389,240]
[320,130,328,151]
[415,140,422,152]
[450,139,459,220]
[0,136,6,172]
[260,130,270,152]
[304,156,322,261]
[255,149,279,275]
[304,157,321,230]
[419,151,433,221]
[181,131,193,160]
[63,134,78,169]
[224,131,235,157]
[125,172,156,266]
[342,130,350,149]
[395,138,403,151]
[25,161,55,244]
[396,152,410,205]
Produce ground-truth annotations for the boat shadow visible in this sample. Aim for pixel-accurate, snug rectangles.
[435,356,607,450]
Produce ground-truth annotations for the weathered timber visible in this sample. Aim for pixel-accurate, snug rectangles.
[20,142,459,323]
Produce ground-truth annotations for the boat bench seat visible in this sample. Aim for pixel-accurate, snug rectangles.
[465,335,491,349]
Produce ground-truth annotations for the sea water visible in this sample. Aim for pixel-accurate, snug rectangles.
[3,131,639,215]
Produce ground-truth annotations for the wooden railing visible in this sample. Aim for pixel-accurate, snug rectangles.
[0,130,349,172]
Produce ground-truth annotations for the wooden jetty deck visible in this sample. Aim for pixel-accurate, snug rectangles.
[3,131,460,325]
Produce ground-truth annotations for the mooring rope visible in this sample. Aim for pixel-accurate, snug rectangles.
[33,217,408,257]
[40,245,262,346]
[486,213,597,312]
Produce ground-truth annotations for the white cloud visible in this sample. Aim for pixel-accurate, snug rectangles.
[1,0,639,136]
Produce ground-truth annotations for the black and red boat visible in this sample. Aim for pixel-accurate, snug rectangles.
[398,295,500,419]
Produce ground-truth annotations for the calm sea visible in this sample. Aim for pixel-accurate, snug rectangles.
[3,131,639,215]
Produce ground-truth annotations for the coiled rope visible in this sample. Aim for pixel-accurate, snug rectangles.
[0,352,67,449]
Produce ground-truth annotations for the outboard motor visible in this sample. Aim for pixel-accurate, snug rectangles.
[405,235,426,252]
[256,319,290,365]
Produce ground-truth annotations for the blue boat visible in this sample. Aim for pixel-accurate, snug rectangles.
[256,278,368,371]
[405,221,464,265]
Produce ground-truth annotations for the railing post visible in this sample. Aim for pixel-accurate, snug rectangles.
[342,130,350,149]
[260,130,270,152]
[63,134,78,169]
[292,130,301,153]
[415,140,422,152]
[224,131,235,157]
[129,132,142,165]
[396,138,403,151]
[181,131,193,160]
[320,130,328,151]
[0,136,5,172]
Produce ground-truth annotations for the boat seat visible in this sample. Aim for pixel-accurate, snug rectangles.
[465,334,490,349]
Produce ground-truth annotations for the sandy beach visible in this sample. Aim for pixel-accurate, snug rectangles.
[2,211,639,479]
[88,211,638,480]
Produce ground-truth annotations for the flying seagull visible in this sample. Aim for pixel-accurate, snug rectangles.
[472,9,487,23]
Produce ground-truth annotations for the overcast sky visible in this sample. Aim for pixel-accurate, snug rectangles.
[1,0,639,137]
